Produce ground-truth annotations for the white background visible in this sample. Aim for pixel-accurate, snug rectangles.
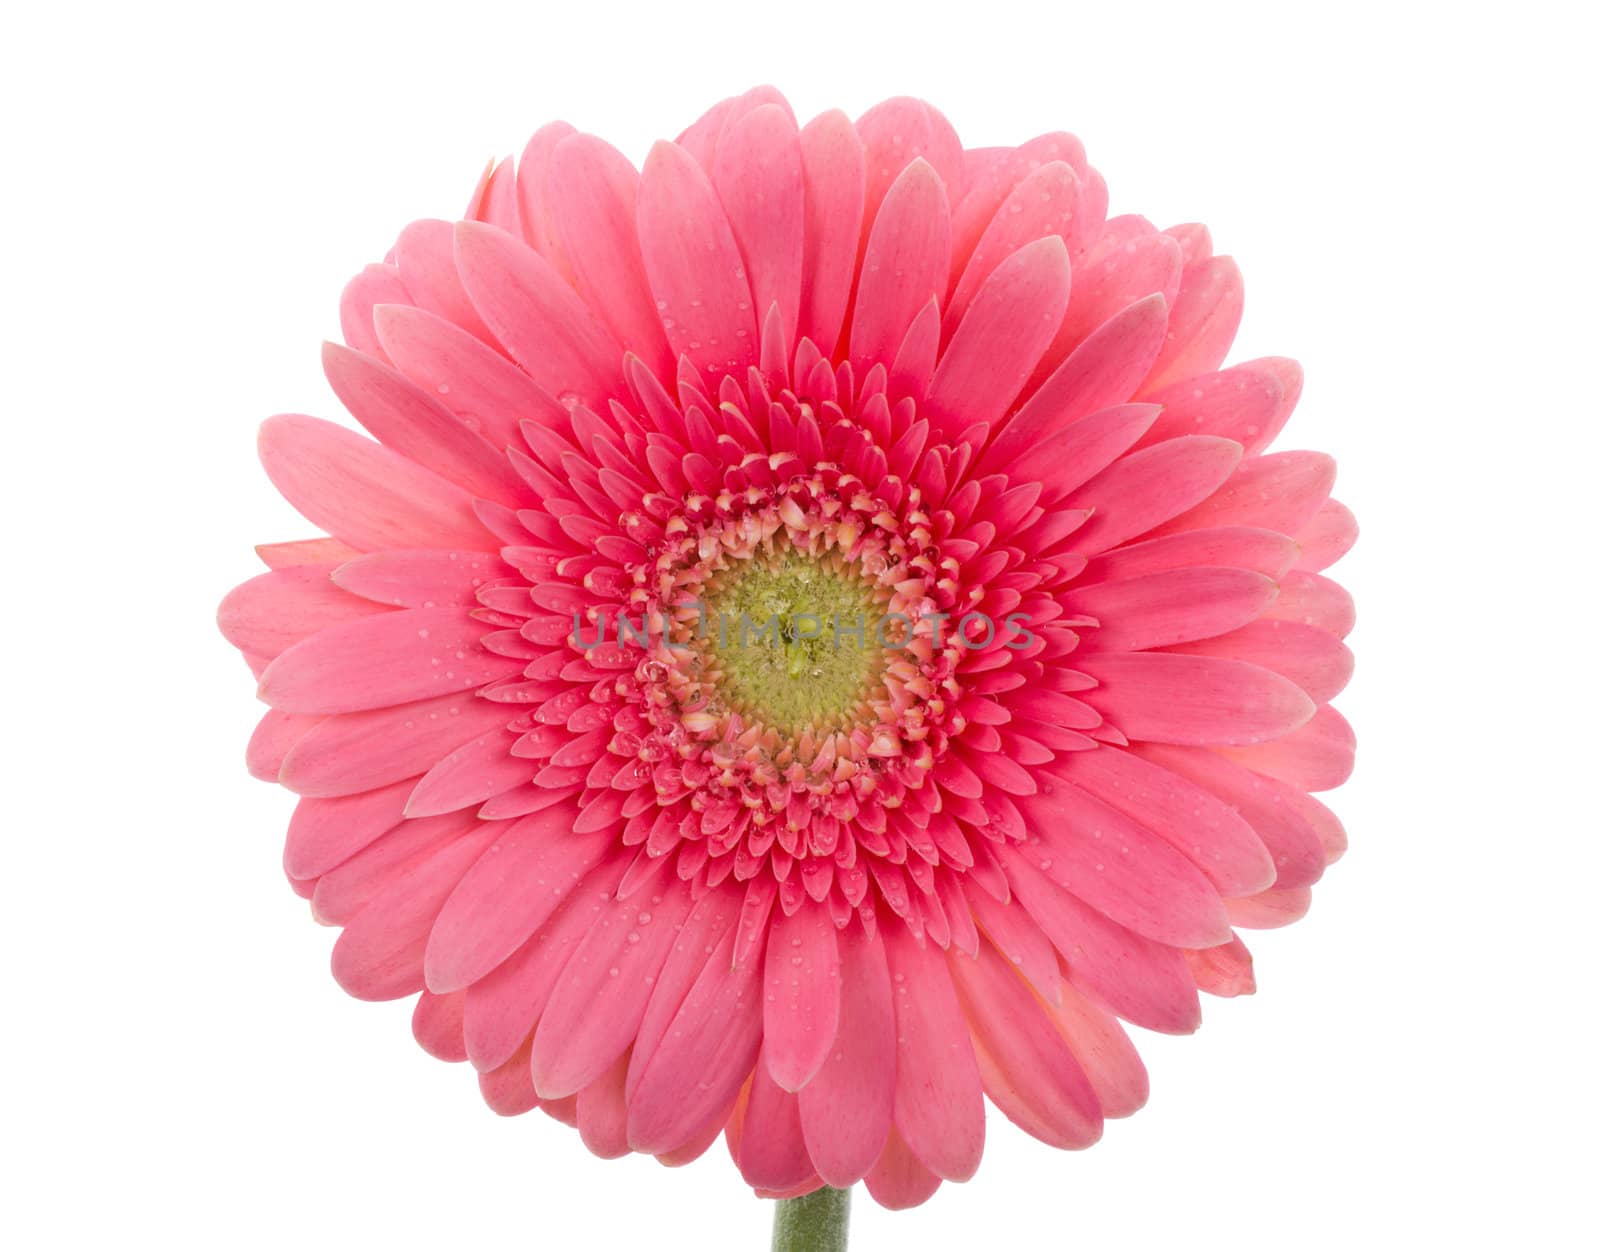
[5,2,1596,1248]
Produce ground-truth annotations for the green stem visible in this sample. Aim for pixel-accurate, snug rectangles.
[771,1186,851,1252]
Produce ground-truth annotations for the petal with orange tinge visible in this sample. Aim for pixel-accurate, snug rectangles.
[864,1127,942,1210]
[949,943,1103,1150]
[1045,978,1149,1118]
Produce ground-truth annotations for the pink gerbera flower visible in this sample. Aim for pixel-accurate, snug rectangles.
[220,87,1355,1211]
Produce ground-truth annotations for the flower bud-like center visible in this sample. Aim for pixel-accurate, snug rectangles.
[696,551,892,733]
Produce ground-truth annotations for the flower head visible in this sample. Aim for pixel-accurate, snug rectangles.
[220,87,1355,1207]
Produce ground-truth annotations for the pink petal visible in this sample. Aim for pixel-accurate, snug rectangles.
[626,916,763,1155]
[1014,776,1232,949]
[864,1127,942,1210]
[1131,743,1327,889]
[392,218,495,344]
[284,777,414,880]
[254,537,361,570]
[1077,651,1316,746]
[340,263,410,361]
[1043,229,1182,378]
[796,923,895,1186]
[514,122,579,275]
[926,236,1072,432]
[330,822,497,1000]
[218,564,388,659]
[1266,571,1356,638]
[478,1038,540,1116]
[279,691,512,798]
[1059,745,1275,898]
[330,548,512,609]
[1294,498,1359,572]
[713,105,804,353]
[763,901,842,1092]
[258,414,494,552]
[1044,978,1148,1117]
[967,889,1064,1004]
[412,989,468,1062]
[312,813,478,926]
[1186,934,1256,998]
[1151,450,1335,540]
[321,342,523,504]
[247,709,319,781]
[737,1058,817,1192]
[425,810,613,994]
[674,96,736,168]
[1164,619,1353,704]
[990,402,1157,496]
[531,869,695,1099]
[472,157,522,238]
[982,294,1169,475]
[409,992,467,1063]
[454,220,624,408]
[461,853,630,1072]
[257,606,521,715]
[1137,360,1291,452]
[949,942,1102,1149]
[1139,255,1244,394]
[373,302,570,451]
[849,159,951,374]
[1226,886,1312,929]
[946,161,1080,330]
[1066,436,1243,555]
[404,728,529,818]
[1219,704,1355,791]
[545,134,674,382]
[1081,525,1299,583]
[854,97,963,247]
[951,133,1087,273]
[1001,848,1201,1033]
[797,110,865,357]
[628,886,744,1100]
[636,141,759,379]
[1068,566,1278,652]
[576,1050,632,1159]
[882,921,984,1181]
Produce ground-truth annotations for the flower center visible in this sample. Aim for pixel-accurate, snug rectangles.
[696,550,891,734]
